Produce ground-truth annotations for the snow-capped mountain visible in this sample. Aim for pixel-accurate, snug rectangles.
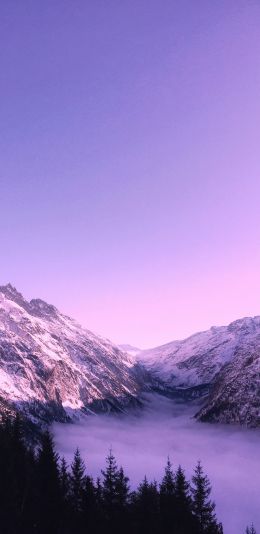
[0,284,145,426]
[136,317,260,426]
[1,282,259,428]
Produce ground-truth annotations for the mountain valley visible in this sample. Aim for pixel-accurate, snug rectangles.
[0,283,260,428]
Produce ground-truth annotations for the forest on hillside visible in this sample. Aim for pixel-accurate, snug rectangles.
[0,417,256,534]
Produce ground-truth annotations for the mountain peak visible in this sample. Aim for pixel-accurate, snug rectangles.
[0,284,59,320]
[0,283,21,296]
[0,283,27,306]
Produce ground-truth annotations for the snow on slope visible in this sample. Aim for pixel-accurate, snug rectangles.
[1,283,259,427]
[137,317,260,388]
[0,284,145,425]
[197,334,260,426]
[136,317,260,426]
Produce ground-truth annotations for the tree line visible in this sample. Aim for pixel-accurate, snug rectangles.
[0,417,255,534]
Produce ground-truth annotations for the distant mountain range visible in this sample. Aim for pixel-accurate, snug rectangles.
[0,283,259,428]
[129,319,260,427]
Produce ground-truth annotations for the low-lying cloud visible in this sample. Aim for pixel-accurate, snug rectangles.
[53,394,260,534]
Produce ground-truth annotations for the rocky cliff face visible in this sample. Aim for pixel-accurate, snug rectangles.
[197,336,260,426]
[0,284,145,426]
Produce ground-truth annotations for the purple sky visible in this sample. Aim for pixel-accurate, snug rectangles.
[1,1,260,348]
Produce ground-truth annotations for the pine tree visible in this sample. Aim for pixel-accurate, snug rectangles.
[115,466,130,509]
[113,466,131,533]
[60,457,70,500]
[81,475,97,532]
[246,526,257,534]
[36,430,61,534]
[70,448,85,514]
[59,457,71,533]
[191,461,221,534]
[160,457,175,496]
[159,457,176,533]
[175,465,195,533]
[101,449,118,516]
[133,476,159,534]
[95,477,105,532]
[21,446,38,534]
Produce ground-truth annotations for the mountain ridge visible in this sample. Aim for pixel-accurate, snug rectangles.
[1,283,260,428]
[131,316,260,426]
[0,284,147,427]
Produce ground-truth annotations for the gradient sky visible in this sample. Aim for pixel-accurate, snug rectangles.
[1,0,260,348]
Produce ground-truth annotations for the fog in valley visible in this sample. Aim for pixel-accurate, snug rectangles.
[54,394,260,534]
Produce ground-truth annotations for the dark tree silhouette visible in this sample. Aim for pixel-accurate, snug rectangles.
[174,465,196,533]
[70,447,86,532]
[191,461,222,534]
[159,457,176,533]
[36,430,61,534]
[101,449,118,514]
[0,416,243,534]
[59,457,71,533]
[133,476,160,534]
[70,448,85,512]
